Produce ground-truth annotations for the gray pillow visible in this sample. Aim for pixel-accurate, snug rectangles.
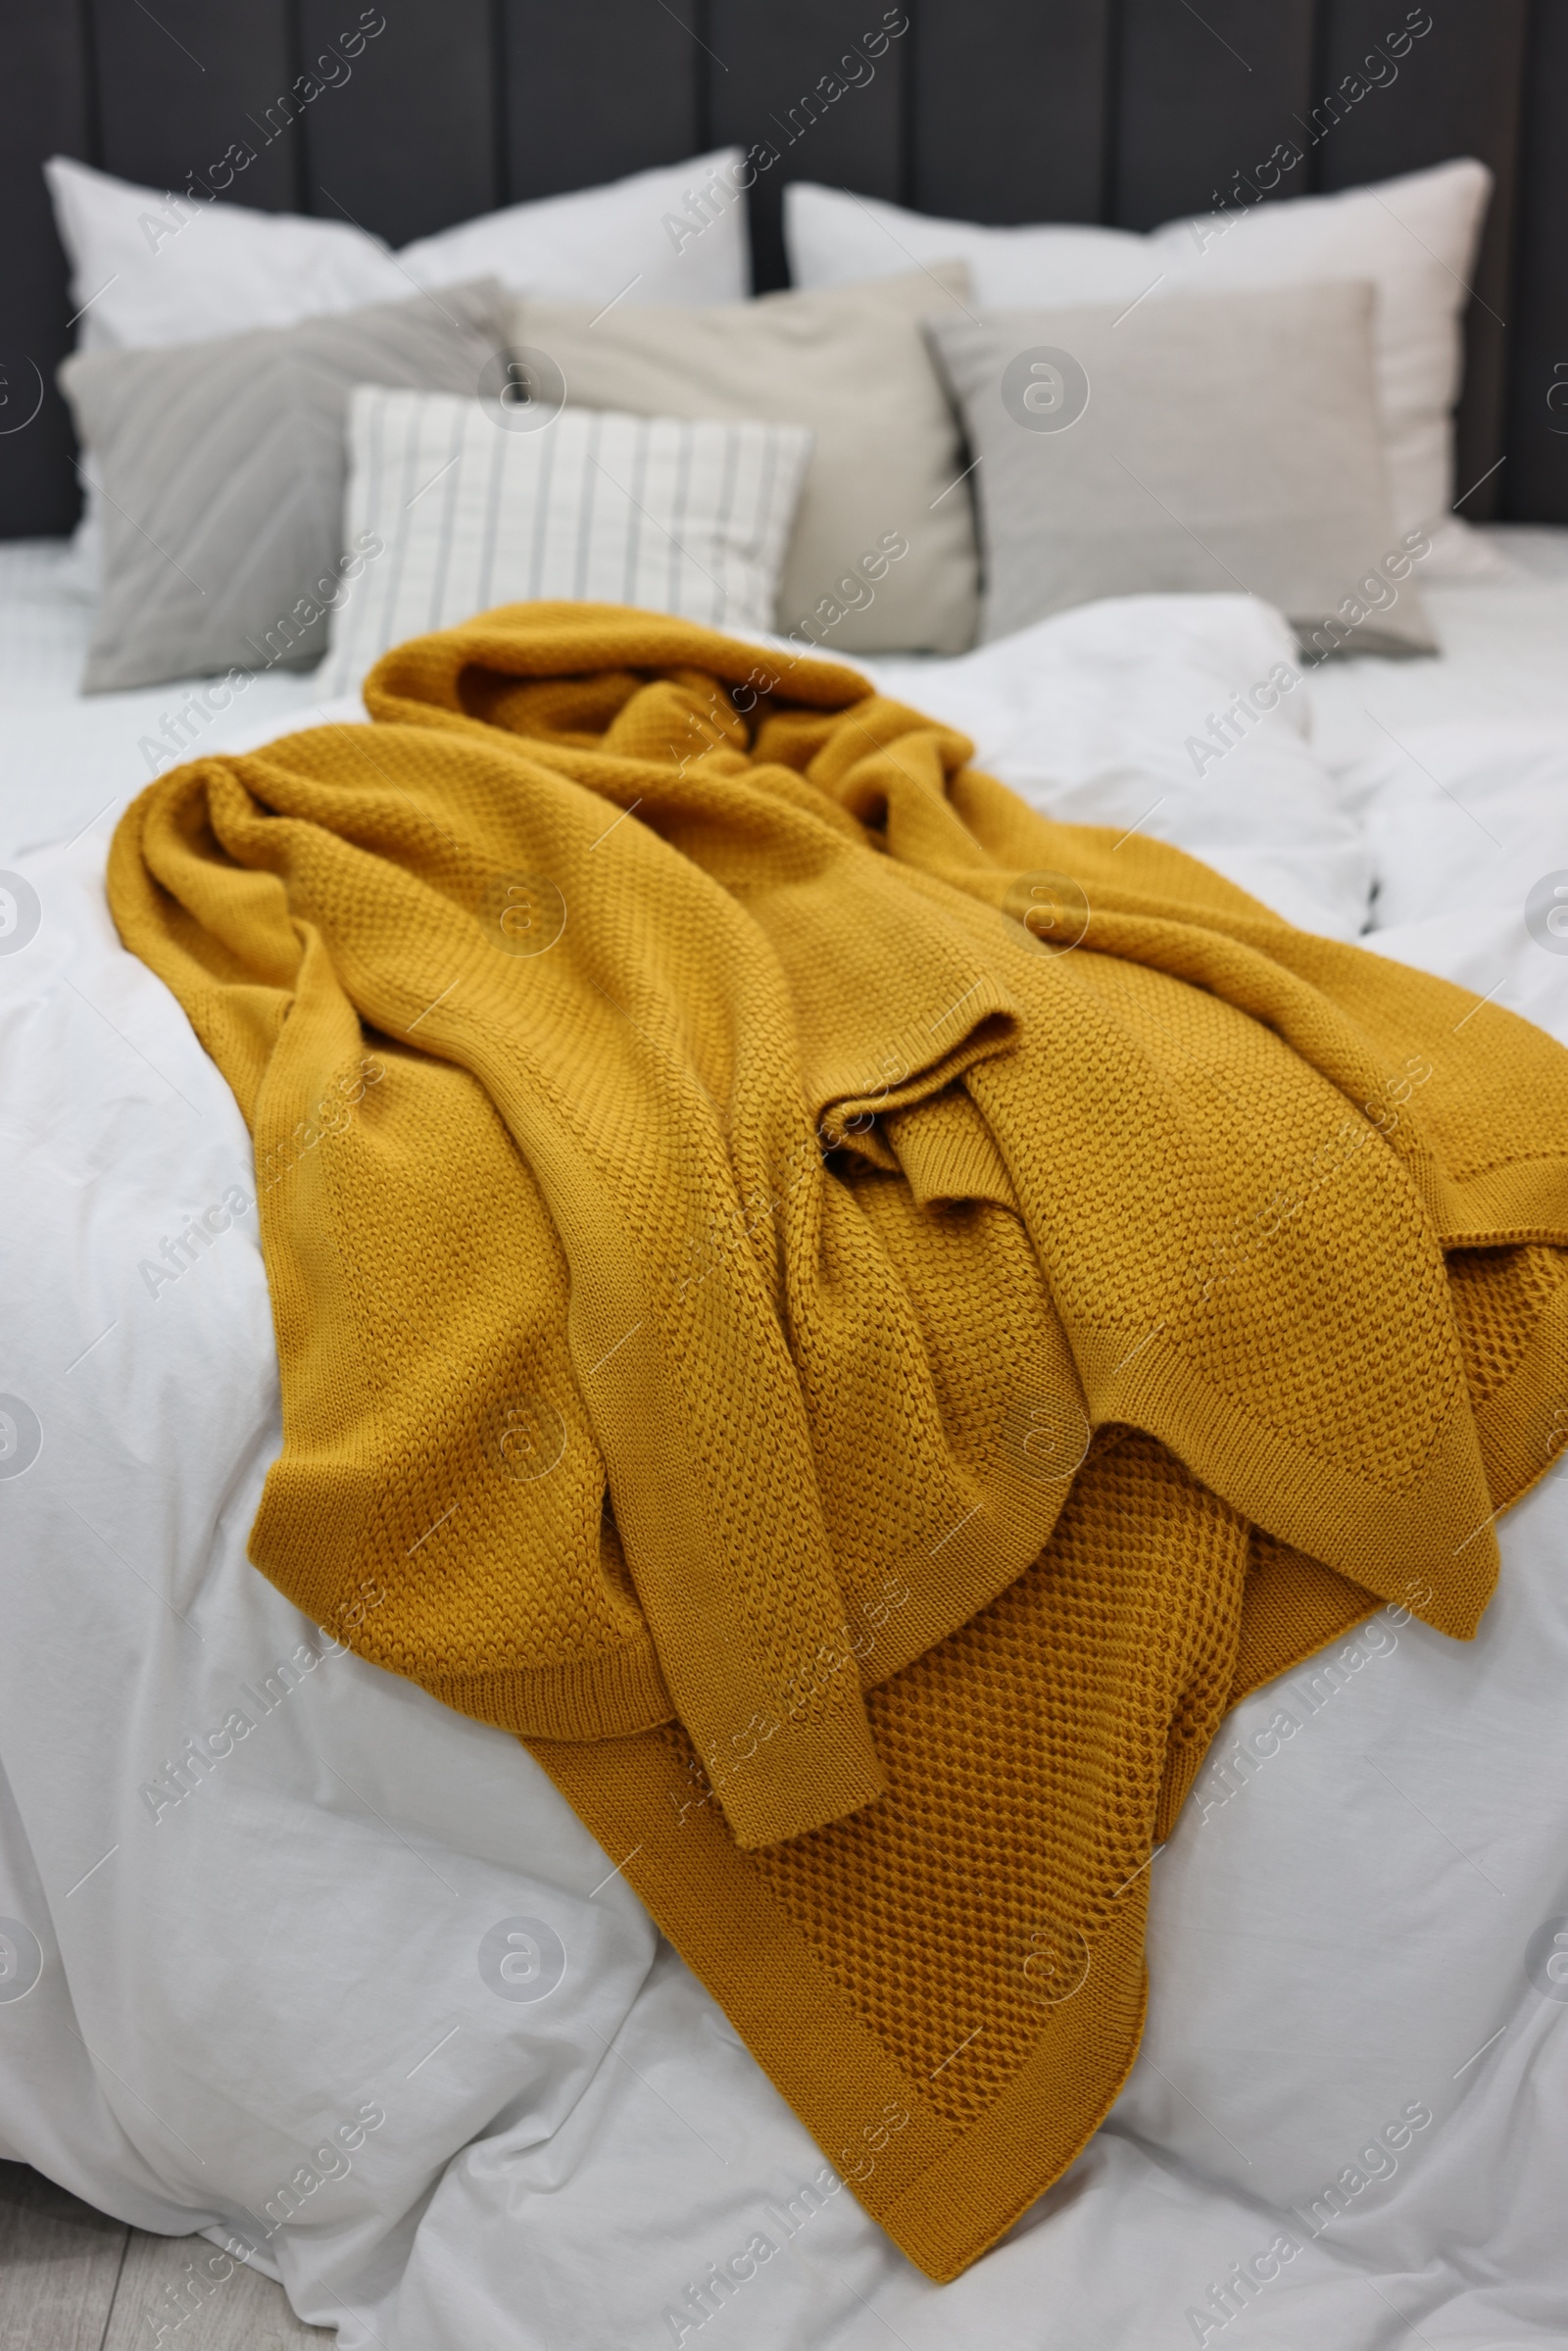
[925,280,1437,659]
[61,279,513,693]
[512,266,980,656]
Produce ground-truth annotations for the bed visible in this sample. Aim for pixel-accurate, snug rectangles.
[4,6,1568,2349]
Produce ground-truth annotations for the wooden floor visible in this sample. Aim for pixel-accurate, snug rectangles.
[0,2163,332,2348]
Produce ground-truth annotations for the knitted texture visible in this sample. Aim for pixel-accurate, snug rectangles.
[108,605,1568,2278]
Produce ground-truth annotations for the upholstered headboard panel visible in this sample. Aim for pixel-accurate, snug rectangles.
[2,0,1565,539]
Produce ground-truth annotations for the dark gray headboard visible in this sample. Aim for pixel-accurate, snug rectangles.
[3,0,1566,540]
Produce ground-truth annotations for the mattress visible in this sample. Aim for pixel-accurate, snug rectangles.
[3,540,1567,2350]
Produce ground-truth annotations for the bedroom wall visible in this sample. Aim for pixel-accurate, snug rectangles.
[1,0,1564,539]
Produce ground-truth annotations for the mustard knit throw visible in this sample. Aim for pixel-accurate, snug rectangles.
[109,606,1568,2279]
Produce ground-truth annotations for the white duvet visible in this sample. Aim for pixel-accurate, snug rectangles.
[3,550,1568,2350]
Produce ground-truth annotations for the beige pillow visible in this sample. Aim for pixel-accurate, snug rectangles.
[512,266,978,655]
[926,279,1437,659]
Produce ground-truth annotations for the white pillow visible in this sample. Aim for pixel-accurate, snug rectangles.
[785,160,1493,566]
[46,150,750,355]
[398,164,750,307]
[320,390,811,694]
[47,149,751,598]
[45,157,403,354]
[787,187,1155,309]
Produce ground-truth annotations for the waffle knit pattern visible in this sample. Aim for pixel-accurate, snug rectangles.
[108,605,1568,2279]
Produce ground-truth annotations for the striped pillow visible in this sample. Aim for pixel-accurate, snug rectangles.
[322,387,812,693]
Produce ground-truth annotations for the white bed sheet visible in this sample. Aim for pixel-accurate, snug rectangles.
[0,541,348,863]
[2,540,1567,2351]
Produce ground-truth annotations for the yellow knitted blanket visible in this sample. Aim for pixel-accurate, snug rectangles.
[109,606,1568,2279]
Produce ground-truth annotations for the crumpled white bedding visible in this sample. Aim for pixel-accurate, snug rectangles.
[2,539,1567,2350]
